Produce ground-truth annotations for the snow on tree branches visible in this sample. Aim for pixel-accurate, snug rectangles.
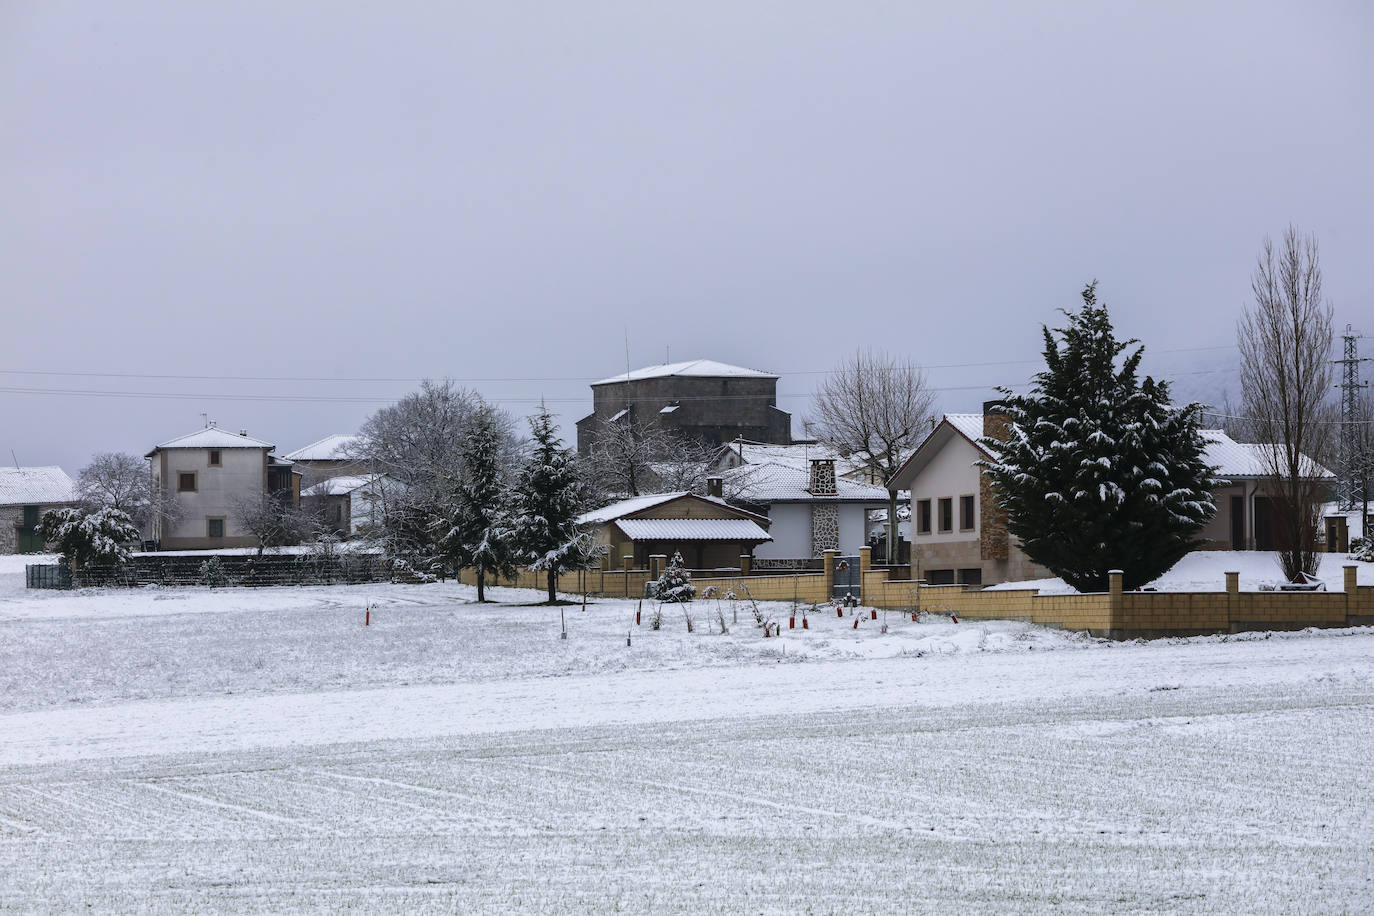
[649,552,696,603]
[979,282,1222,593]
[511,408,603,603]
[36,507,141,569]
[434,407,518,602]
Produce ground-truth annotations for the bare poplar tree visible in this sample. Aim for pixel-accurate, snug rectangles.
[1237,225,1336,580]
[810,348,937,483]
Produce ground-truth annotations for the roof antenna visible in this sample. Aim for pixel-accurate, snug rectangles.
[665,344,670,365]
[624,326,631,377]
[10,450,19,470]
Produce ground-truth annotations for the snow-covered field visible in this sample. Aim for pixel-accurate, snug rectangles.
[2,566,1373,912]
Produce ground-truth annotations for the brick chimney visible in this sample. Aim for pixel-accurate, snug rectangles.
[706,476,723,498]
[980,400,1010,561]
[808,459,837,496]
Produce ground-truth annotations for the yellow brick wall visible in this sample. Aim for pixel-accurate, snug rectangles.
[692,573,829,605]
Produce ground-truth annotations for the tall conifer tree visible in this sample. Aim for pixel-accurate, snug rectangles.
[511,408,602,603]
[436,406,516,602]
[980,283,1221,592]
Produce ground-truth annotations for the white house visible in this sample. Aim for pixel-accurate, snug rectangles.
[146,426,299,550]
[0,466,78,554]
[284,434,368,486]
[885,408,1337,587]
[301,474,390,538]
[719,458,888,561]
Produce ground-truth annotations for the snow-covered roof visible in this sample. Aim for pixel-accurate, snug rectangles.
[578,492,699,524]
[594,360,778,386]
[301,475,386,497]
[284,434,364,462]
[1199,430,1333,479]
[614,518,772,542]
[944,414,986,447]
[148,427,274,455]
[0,466,77,506]
[724,463,889,503]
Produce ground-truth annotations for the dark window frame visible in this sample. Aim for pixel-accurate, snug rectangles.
[208,450,222,467]
[938,497,953,533]
[959,494,976,531]
[178,471,198,493]
[206,517,225,538]
[917,499,932,535]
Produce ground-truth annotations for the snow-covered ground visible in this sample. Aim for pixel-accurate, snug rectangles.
[992,549,1374,594]
[2,566,1373,912]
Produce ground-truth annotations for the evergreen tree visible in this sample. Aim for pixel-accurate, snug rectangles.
[436,407,517,602]
[650,551,696,602]
[980,283,1222,592]
[37,506,141,569]
[511,408,603,603]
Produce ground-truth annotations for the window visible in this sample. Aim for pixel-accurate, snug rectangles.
[208,450,222,467]
[21,505,39,529]
[938,498,953,533]
[917,499,932,534]
[957,568,983,586]
[207,517,225,538]
[178,471,197,492]
[926,568,955,585]
[960,494,975,531]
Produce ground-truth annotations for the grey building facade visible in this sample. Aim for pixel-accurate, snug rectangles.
[576,359,793,455]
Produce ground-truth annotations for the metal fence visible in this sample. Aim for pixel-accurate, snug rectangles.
[26,564,72,590]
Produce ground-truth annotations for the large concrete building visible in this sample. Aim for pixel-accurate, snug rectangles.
[576,359,792,455]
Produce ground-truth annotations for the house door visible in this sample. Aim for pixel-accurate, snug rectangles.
[1230,496,1245,550]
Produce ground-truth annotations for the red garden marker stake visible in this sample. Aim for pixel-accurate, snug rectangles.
[852,618,859,630]
[951,614,959,624]
[365,609,370,626]
[789,617,795,629]
[802,618,809,630]
[836,606,843,618]
[870,609,877,620]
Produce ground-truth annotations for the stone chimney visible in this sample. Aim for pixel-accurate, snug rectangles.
[979,400,1010,561]
[706,476,723,498]
[808,459,837,496]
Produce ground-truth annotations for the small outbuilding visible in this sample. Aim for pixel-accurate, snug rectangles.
[578,492,772,570]
[0,466,78,553]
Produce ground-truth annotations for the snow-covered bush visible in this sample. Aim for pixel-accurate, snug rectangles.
[1352,537,1374,563]
[649,552,696,603]
[198,556,228,588]
[36,507,139,569]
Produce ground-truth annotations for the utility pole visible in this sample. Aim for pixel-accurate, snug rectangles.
[1333,324,1371,510]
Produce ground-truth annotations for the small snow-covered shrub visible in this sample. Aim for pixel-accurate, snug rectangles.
[649,552,696,603]
[198,556,227,588]
[1351,537,1373,563]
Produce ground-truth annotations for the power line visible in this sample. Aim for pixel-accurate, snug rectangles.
[0,343,1237,386]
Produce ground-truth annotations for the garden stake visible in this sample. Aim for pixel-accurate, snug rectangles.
[560,607,567,639]
[852,618,859,630]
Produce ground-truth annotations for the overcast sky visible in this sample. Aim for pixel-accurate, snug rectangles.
[2,1,1370,473]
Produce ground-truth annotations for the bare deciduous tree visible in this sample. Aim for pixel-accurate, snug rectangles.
[810,348,937,484]
[583,418,716,501]
[1238,225,1336,580]
[357,380,518,562]
[77,451,180,537]
[231,492,310,555]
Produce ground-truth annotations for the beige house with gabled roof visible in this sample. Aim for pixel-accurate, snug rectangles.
[887,408,1337,587]
[147,426,299,550]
